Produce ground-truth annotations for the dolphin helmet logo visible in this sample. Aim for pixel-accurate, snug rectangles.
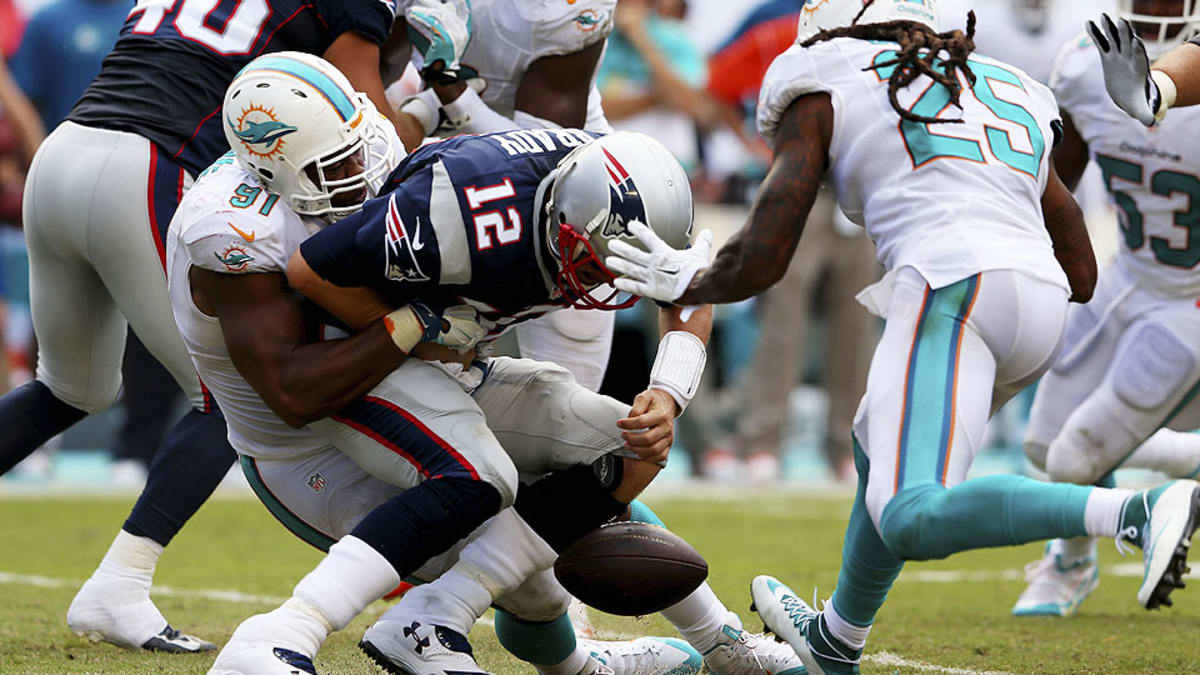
[229,103,298,159]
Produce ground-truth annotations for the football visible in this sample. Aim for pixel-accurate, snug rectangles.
[553,522,709,616]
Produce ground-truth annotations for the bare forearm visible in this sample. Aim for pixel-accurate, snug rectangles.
[1043,185,1097,303]
[274,323,406,425]
[1154,42,1200,107]
[659,304,712,343]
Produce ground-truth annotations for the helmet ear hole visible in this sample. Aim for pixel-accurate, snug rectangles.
[257,167,274,181]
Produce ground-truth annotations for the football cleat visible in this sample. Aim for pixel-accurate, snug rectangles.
[1129,480,1200,609]
[67,572,214,652]
[579,636,703,675]
[208,600,328,675]
[1011,543,1100,617]
[700,614,806,675]
[360,617,487,675]
[751,575,858,675]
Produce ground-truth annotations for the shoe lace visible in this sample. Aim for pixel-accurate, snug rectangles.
[1114,491,1150,557]
[719,629,767,673]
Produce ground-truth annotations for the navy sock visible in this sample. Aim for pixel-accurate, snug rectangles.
[122,406,237,546]
[351,476,502,576]
[0,381,87,475]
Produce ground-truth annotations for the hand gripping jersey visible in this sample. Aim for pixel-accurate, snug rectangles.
[757,38,1069,295]
[457,0,615,131]
[300,128,607,341]
[1052,34,1200,298]
[68,0,395,177]
[166,154,328,459]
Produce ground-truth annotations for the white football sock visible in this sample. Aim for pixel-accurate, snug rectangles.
[823,602,870,650]
[293,535,400,631]
[1121,430,1200,478]
[659,583,730,653]
[1050,536,1097,562]
[99,529,163,582]
[1083,487,1136,539]
[389,509,558,637]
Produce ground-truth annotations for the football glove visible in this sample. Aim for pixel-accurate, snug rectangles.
[387,302,485,354]
[1088,13,1164,126]
[606,221,713,305]
[406,0,472,85]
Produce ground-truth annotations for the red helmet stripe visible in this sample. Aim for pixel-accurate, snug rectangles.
[602,147,630,180]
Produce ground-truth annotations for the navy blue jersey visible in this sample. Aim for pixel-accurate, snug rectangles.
[68,0,396,176]
[301,128,606,340]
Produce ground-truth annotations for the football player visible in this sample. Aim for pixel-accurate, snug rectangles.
[376,5,806,671]
[604,2,1200,673]
[1012,0,1200,618]
[175,53,712,675]
[0,0,464,654]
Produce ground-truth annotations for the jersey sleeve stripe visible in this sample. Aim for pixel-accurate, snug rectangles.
[430,161,473,285]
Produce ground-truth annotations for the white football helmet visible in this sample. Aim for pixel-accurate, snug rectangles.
[223,51,397,220]
[1118,0,1200,58]
[541,131,693,310]
[797,0,940,44]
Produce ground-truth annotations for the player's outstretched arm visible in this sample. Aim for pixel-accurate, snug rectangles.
[1041,165,1097,304]
[677,93,831,306]
[324,31,426,151]
[191,268,408,427]
[1149,40,1200,108]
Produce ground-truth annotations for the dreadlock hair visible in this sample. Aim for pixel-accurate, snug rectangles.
[801,2,978,125]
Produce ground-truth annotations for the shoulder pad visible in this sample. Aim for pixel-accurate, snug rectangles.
[514,0,617,57]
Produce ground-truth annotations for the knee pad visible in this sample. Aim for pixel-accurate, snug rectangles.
[1113,322,1194,411]
[877,485,945,561]
[472,439,520,510]
[39,370,120,414]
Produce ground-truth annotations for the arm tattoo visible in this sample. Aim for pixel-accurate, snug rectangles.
[679,97,829,305]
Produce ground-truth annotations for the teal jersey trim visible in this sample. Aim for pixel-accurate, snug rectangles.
[240,455,338,552]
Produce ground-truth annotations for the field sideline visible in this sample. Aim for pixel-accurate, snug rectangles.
[1,491,1196,674]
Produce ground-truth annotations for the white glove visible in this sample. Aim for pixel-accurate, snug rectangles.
[605,221,713,304]
[405,0,472,83]
[436,304,487,353]
[1088,13,1163,126]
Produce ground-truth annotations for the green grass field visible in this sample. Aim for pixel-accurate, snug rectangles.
[0,491,1196,674]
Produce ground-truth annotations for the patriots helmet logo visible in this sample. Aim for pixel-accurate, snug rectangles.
[600,148,647,240]
[229,103,298,159]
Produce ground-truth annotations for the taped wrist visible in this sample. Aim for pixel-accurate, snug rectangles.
[383,305,433,353]
[441,86,521,134]
[513,464,627,552]
[1151,69,1177,121]
[649,331,707,415]
[399,88,441,136]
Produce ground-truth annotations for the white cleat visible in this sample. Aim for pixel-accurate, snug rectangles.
[208,600,327,675]
[1135,480,1200,609]
[700,614,806,675]
[578,637,702,675]
[67,571,214,652]
[360,617,486,675]
[1011,545,1099,617]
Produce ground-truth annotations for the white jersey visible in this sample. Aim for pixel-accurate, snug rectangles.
[461,0,615,132]
[166,155,329,460]
[1051,34,1200,298]
[757,38,1068,294]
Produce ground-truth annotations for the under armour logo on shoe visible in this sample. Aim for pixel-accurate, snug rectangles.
[403,621,431,654]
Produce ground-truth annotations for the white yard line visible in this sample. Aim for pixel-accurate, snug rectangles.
[0,571,287,606]
[902,563,1195,583]
[863,652,1014,675]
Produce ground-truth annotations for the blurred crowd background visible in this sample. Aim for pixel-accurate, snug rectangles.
[0,0,1121,488]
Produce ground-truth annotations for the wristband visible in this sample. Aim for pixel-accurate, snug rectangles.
[441,86,493,130]
[649,331,707,415]
[1150,69,1177,121]
[383,305,427,354]
[399,88,441,136]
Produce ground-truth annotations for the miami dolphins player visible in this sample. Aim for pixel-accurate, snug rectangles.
[604,1,1200,672]
[1012,0,1200,618]
[176,53,711,675]
[1,0,457,655]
